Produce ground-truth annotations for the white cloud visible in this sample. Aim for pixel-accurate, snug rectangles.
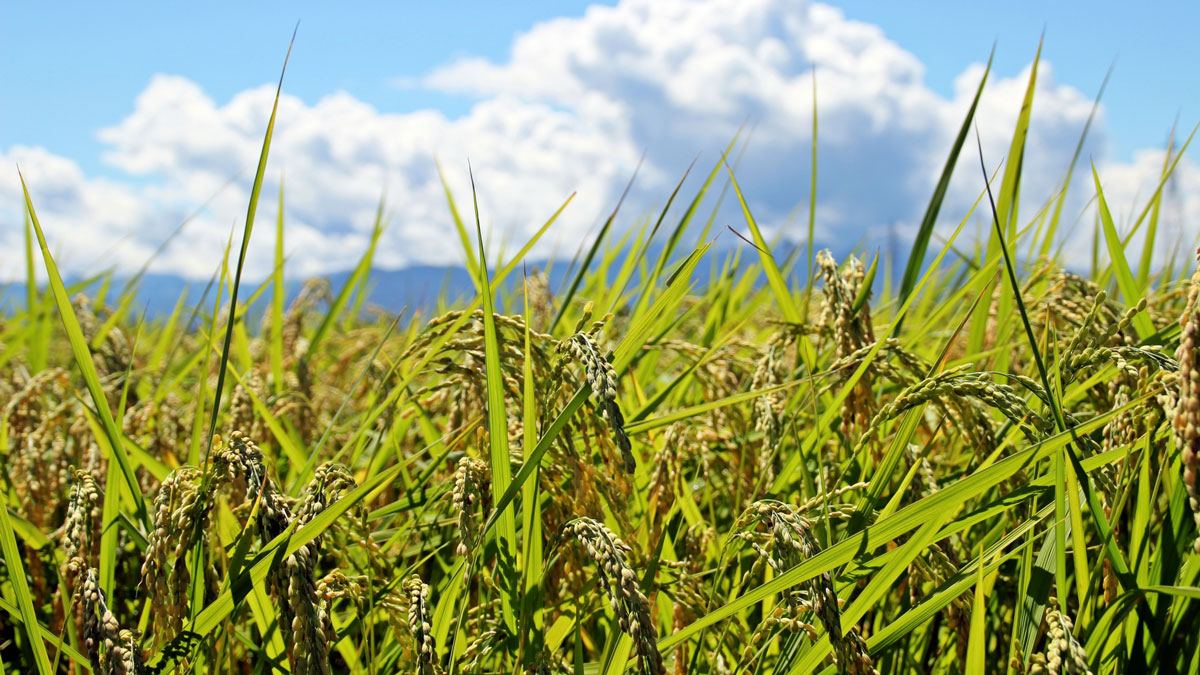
[1,0,1195,283]
[5,75,639,281]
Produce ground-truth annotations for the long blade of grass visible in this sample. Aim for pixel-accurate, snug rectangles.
[966,545,990,672]
[976,132,1137,595]
[550,156,643,333]
[725,164,800,323]
[1093,163,1155,339]
[469,164,519,631]
[202,26,296,461]
[270,175,286,394]
[23,209,35,314]
[629,159,697,318]
[17,174,147,524]
[438,160,480,285]
[518,267,545,665]
[1137,119,1177,288]
[895,47,992,330]
[0,498,52,673]
[969,38,1042,358]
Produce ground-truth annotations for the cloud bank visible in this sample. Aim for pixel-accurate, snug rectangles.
[2,0,1194,282]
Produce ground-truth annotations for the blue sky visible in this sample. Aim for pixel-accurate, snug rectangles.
[5,1,1195,168]
[0,1,610,177]
[842,2,1199,159]
[2,0,1198,280]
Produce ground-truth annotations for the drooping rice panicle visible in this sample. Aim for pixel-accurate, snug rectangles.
[450,456,489,566]
[1175,251,1200,552]
[563,517,665,675]
[404,575,441,675]
[559,331,635,473]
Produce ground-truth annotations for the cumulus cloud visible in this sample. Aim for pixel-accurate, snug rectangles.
[5,70,646,281]
[1,0,1194,283]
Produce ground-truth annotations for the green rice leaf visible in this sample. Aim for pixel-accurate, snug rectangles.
[0,499,52,673]
[469,165,519,631]
[18,174,147,525]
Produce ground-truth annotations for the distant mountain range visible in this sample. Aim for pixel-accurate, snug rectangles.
[3,263,488,322]
[2,238,892,324]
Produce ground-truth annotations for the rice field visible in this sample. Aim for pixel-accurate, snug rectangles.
[2,43,1199,674]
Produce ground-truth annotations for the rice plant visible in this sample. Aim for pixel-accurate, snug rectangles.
[2,39,1199,675]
